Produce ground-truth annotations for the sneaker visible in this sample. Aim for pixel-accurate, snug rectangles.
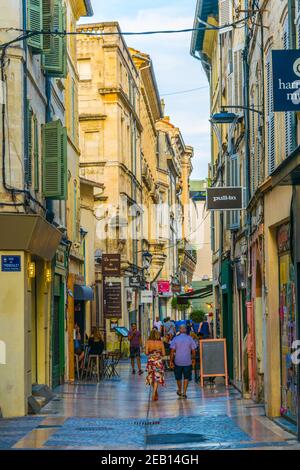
[176,391,182,398]
[132,370,136,375]
[138,370,144,375]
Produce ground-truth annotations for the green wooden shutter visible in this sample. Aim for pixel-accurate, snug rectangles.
[42,0,54,52]
[42,120,62,198]
[34,116,39,191]
[59,126,68,201]
[27,0,43,51]
[42,0,67,77]
[26,101,33,186]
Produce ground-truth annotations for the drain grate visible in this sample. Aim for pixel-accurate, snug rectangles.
[76,427,114,432]
[146,433,207,445]
[134,421,160,426]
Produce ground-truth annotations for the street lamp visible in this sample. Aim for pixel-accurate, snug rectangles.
[211,111,238,125]
[142,251,153,271]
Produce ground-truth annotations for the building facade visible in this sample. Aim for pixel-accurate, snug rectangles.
[0,0,92,417]
[191,0,300,428]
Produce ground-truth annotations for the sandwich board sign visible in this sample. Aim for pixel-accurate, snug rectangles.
[199,339,228,387]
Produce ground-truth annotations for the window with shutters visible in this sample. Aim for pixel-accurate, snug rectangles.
[26,101,33,186]
[219,0,233,28]
[42,0,67,78]
[33,116,40,191]
[283,18,295,158]
[233,48,243,108]
[78,59,92,81]
[27,0,54,52]
[42,120,67,200]
[228,154,240,230]
[27,0,43,51]
[266,50,275,175]
[296,0,300,48]
[250,93,255,196]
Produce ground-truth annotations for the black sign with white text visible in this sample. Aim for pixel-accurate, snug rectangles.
[206,187,244,211]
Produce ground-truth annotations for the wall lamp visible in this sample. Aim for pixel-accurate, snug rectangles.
[28,261,36,279]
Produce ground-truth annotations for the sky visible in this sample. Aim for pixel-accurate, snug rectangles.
[79,0,210,180]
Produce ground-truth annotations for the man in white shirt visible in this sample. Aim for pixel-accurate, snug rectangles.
[153,316,163,336]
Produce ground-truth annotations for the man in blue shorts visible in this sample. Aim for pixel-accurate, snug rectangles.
[170,324,197,399]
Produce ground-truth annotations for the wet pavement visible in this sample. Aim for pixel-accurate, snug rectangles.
[1,359,300,450]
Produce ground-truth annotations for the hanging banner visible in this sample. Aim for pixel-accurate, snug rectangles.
[272,50,300,111]
[206,187,243,211]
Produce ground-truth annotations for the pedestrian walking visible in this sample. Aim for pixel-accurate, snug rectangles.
[153,316,163,336]
[128,323,144,375]
[164,317,176,339]
[186,320,195,335]
[198,315,211,339]
[170,324,197,399]
[145,329,166,401]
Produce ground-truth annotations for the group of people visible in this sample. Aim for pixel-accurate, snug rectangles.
[128,315,212,402]
[74,323,105,370]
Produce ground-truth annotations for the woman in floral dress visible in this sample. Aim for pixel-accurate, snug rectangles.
[145,329,166,401]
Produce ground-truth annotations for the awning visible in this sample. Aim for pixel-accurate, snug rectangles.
[177,284,213,300]
[74,285,94,301]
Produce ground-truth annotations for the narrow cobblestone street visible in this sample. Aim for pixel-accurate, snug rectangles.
[1,360,300,451]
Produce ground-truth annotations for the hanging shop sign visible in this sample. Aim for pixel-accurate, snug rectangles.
[129,275,142,288]
[172,283,181,293]
[206,187,244,211]
[104,282,122,318]
[140,290,153,304]
[157,280,171,294]
[102,254,121,277]
[272,50,300,112]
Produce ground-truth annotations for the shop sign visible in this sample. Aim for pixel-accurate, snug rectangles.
[172,283,181,293]
[272,50,300,111]
[102,254,121,277]
[206,187,244,211]
[129,275,142,288]
[157,280,170,294]
[104,282,122,318]
[1,255,21,272]
[140,290,153,304]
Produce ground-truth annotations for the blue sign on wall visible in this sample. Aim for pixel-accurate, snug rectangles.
[1,256,21,272]
[272,50,300,111]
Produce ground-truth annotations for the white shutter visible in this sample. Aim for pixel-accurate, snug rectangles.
[219,0,233,27]
[233,49,243,107]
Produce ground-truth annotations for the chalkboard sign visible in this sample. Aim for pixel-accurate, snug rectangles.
[199,339,228,387]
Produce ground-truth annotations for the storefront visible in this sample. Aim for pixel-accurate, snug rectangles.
[277,223,297,422]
